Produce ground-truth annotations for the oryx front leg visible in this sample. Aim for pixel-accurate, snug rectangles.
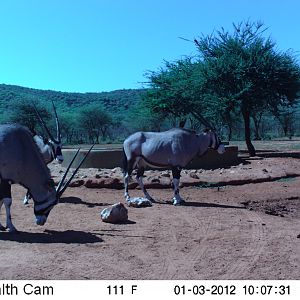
[124,173,130,202]
[136,167,155,202]
[172,166,185,206]
[3,197,17,232]
[123,158,135,202]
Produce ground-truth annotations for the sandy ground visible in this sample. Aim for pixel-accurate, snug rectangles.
[0,157,299,280]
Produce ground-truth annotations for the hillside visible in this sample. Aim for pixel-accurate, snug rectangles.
[0,83,145,115]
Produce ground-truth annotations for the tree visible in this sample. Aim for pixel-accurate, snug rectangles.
[194,21,300,155]
[59,112,78,143]
[273,105,296,138]
[77,104,113,143]
[144,58,197,121]
[8,99,50,133]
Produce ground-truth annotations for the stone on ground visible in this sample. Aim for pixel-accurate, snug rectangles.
[100,202,128,223]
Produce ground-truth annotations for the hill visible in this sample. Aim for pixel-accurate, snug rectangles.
[0,83,145,115]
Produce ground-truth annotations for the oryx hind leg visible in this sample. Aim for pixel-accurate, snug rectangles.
[136,167,155,202]
[3,197,17,232]
[172,166,185,206]
[0,199,6,231]
[0,181,17,232]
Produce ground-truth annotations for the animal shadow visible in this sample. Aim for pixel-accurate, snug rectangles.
[163,200,245,209]
[0,229,103,244]
[60,196,110,208]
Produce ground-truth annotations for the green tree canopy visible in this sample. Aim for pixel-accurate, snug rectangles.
[194,21,300,155]
[143,21,300,155]
[7,99,51,133]
[77,104,113,143]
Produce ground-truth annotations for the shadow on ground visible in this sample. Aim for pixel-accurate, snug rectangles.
[161,200,245,209]
[60,196,111,208]
[0,229,103,244]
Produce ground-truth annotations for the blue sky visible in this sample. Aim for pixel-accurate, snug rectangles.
[0,0,299,93]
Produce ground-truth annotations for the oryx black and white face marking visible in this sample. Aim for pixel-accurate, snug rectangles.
[33,188,58,226]
[50,140,63,163]
[208,131,225,154]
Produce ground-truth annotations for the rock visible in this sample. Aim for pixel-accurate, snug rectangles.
[85,178,123,189]
[127,197,152,208]
[150,178,160,183]
[161,172,171,177]
[189,172,199,179]
[100,203,128,223]
[68,179,85,187]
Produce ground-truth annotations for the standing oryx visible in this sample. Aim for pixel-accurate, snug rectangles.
[0,124,92,232]
[123,127,225,205]
[23,101,63,205]
[33,100,64,164]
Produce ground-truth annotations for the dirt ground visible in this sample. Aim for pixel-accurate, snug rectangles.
[0,156,299,280]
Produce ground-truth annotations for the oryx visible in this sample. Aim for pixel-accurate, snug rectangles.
[0,124,92,232]
[123,127,225,205]
[33,101,64,164]
[23,101,63,205]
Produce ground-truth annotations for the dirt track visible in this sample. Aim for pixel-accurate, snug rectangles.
[0,157,299,280]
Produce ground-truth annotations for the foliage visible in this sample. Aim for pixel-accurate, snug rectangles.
[194,21,300,155]
[0,84,145,143]
[77,104,113,143]
[7,99,51,133]
[143,20,300,155]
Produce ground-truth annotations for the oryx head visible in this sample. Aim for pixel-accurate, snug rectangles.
[34,101,64,163]
[206,130,225,154]
[33,145,94,226]
[197,113,225,155]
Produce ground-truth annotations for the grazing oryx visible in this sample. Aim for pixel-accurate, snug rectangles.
[23,101,63,205]
[0,124,92,232]
[123,127,225,205]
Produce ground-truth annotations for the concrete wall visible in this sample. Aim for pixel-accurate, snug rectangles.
[62,146,239,169]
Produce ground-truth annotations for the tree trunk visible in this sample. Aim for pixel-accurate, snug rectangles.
[242,109,256,156]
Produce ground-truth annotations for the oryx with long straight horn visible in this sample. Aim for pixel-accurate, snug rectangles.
[0,124,93,232]
[33,100,63,164]
[23,101,63,205]
[123,126,225,206]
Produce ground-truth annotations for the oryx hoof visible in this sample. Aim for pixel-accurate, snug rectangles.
[0,224,6,231]
[7,226,18,233]
[172,198,185,206]
[23,199,29,205]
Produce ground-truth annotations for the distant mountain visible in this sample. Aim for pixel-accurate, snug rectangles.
[0,83,146,114]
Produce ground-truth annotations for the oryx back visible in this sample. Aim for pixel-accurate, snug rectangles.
[124,128,202,168]
[0,125,50,185]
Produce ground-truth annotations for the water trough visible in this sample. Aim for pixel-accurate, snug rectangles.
[61,146,239,169]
